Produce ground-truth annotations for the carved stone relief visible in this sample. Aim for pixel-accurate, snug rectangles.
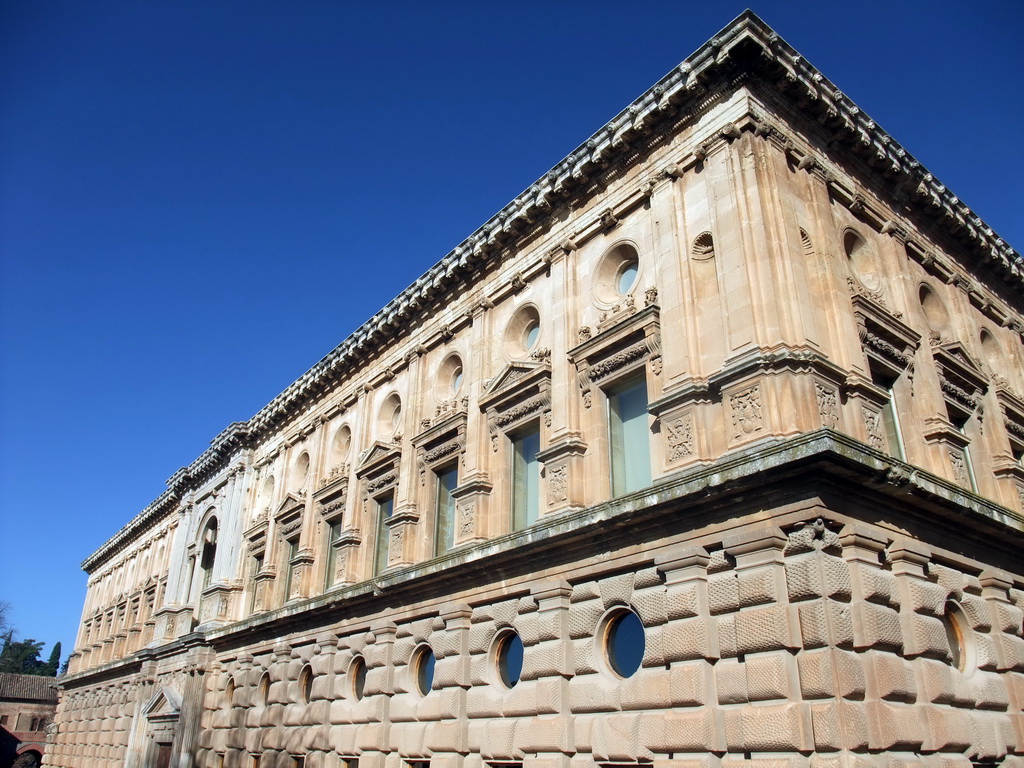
[548,465,568,504]
[729,385,763,440]
[949,447,970,488]
[458,501,474,537]
[863,407,885,451]
[666,413,694,461]
[814,382,840,429]
[388,527,404,565]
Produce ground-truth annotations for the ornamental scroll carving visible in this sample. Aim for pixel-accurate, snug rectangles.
[367,472,398,496]
[280,517,303,540]
[424,437,462,465]
[319,497,346,520]
[729,386,763,439]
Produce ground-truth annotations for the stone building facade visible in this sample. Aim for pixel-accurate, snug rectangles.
[0,673,59,768]
[49,12,1024,768]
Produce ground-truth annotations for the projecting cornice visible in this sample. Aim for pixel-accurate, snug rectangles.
[82,10,1022,573]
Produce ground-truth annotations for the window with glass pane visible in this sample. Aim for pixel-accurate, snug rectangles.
[608,377,652,496]
[512,427,540,530]
[952,415,979,492]
[282,537,299,598]
[324,520,342,589]
[435,465,458,556]
[373,496,394,575]
[871,367,904,460]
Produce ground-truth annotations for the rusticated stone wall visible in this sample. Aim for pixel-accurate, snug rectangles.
[188,511,1024,768]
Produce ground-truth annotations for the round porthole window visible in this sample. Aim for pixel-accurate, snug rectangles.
[350,656,367,701]
[412,645,435,696]
[602,609,645,678]
[378,393,403,437]
[494,631,525,689]
[594,243,642,305]
[504,305,541,359]
[436,354,465,400]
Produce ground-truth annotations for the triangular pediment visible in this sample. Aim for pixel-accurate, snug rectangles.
[274,493,305,519]
[484,361,545,396]
[356,440,401,475]
[143,686,182,719]
[935,341,984,377]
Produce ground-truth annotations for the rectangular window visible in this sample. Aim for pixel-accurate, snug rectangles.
[282,538,299,599]
[872,368,905,461]
[608,377,652,496]
[512,427,541,530]
[955,420,979,493]
[249,554,264,612]
[374,496,394,575]
[435,465,458,556]
[324,521,343,589]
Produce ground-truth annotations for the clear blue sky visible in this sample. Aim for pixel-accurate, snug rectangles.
[1,1,1021,665]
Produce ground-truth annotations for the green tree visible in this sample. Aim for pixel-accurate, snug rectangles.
[44,641,62,677]
[0,636,47,675]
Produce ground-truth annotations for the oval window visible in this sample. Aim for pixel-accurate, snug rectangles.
[350,656,367,701]
[495,631,525,689]
[941,600,975,673]
[413,646,435,696]
[299,665,313,704]
[259,672,271,706]
[604,610,644,678]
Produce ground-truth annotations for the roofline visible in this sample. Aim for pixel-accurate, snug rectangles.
[82,10,1022,572]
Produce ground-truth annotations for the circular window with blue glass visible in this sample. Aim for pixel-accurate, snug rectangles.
[601,608,645,678]
[412,645,436,696]
[492,630,525,689]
